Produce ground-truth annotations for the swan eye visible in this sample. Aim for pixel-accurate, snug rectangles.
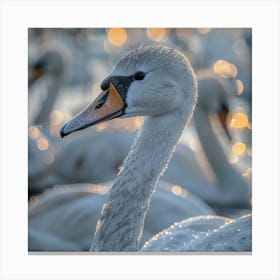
[134,71,145,81]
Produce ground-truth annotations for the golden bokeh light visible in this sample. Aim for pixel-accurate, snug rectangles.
[213,60,238,78]
[37,138,49,151]
[28,126,40,139]
[230,113,248,129]
[232,141,246,155]
[171,185,183,196]
[50,110,63,125]
[197,28,212,34]
[44,151,55,164]
[236,79,244,95]
[147,28,167,42]
[49,123,60,137]
[107,28,128,47]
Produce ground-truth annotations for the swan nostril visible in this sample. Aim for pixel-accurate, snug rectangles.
[95,91,109,109]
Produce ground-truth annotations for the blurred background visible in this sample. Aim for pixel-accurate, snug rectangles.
[28,28,252,250]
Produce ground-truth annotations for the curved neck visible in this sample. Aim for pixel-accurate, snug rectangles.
[194,107,249,206]
[34,76,61,125]
[91,102,194,251]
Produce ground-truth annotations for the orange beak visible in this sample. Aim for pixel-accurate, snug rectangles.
[60,83,125,137]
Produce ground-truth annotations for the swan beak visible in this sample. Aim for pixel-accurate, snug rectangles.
[217,104,231,141]
[28,64,44,86]
[60,83,125,137]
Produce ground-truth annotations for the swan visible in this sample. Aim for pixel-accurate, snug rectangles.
[164,71,251,213]
[60,45,251,251]
[28,129,135,195]
[193,71,251,211]
[28,31,91,125]
[28,31,91,195]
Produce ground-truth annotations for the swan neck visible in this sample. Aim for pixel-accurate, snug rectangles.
[91,106,192,251]
[33,77,61,124]
[194,107,249,205]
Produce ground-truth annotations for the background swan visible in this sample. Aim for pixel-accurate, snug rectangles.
[28,29,91,126]
[28,30,92,196]
[163,70,251,213]
[28,129,135,196]
[28,181,214,251]
[59,45,251,252]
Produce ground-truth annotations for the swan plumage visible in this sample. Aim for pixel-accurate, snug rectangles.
[29,182,214,251]
[58,45,251,252]
[142,213,252,252]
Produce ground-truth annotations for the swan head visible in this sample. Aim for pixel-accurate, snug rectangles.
[60,45,197,137]
[29,51,64,86]
[196,71,232,140]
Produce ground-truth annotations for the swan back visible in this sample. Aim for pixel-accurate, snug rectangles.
[142,214,252,252]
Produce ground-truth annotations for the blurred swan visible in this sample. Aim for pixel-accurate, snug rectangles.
[28,30,92,195]
[194,71,251,211]
[29,181,214,251]
[28,29,91,125]
[58,45,251,251]
[163,71,251,211]
[28,129,135,195]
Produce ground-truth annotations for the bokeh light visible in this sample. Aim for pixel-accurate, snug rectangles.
[37,138,49,151]
[50,110,63,125]
[171,185,183,196]
[197,28,212,34]
[147,28,167,41]
[230,113,248,129]
[236,79,244,95]
[232,141,246,155]
[213,60,238,78]
[107,28,128,47]
[29,126,40,139]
